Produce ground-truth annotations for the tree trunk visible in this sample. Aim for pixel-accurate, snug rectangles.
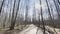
[0,0,4,14]
[10,0,20,30]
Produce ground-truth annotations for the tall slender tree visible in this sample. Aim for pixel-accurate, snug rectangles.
[58,0,60,4]
[8,0,12,27]
[39,0,45,34]
[10,0,20,30]
[3,0,9,28]
[36,1,41,34]
[25,0,29,22]
[0,0,4,14]
[33,2,36,23]
[23,0,29,28]
[9,0,16,30]
[45,0,58,34]
[53,0,60,18]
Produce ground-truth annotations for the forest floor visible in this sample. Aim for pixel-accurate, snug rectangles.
[0,24,60,34]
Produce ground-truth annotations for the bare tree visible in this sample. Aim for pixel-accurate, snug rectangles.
[3,0,9,28]
[53,0,60,18]
[10,0,20,30]
[0,0,4,14]
[33,2,36,23]
[39,0,46,34]
[25,0,29,22]
[9,0,16,30]
[45,0,58,34]
[58,0,60,4]
[8,0,12,27]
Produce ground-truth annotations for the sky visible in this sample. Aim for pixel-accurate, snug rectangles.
[0,0,60,22]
